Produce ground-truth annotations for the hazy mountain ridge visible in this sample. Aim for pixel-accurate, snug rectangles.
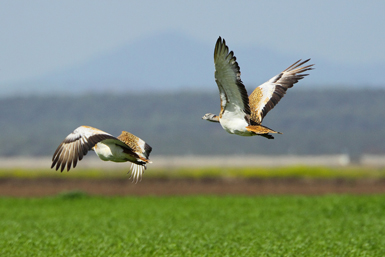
[2,31,384,96]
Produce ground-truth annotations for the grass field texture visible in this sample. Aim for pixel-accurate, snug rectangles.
[1,194,385,256]
[1,165,385,179]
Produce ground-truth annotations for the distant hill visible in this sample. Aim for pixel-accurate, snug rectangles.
[2,31,384,96]
[0,89,384,157]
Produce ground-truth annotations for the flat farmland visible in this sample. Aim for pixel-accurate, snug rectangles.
[2,166,385,197]
[1,157,385,256]
[1,195,385,256]
[1,155,385,196]
[2,177,385,197]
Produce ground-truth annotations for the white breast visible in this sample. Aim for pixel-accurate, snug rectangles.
[94,142,126,162]
[219,111,254,136]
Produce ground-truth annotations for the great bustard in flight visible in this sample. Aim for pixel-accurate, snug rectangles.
[202,37,314,139]
[51,125,152,183]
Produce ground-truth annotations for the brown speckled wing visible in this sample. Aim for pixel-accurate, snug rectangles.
[117,131,140,152]
[117,131,152,162]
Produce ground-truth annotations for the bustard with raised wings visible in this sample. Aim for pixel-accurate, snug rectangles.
[51,126,152,183]
[202,37,314,139]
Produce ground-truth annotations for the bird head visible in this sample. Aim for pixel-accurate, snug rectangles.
[202,113,220,123]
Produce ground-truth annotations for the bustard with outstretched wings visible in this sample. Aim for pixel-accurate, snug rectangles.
[51,126,152,183]
[202,37,314,139]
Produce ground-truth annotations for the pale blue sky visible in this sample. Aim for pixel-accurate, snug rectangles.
[0,0,384,85]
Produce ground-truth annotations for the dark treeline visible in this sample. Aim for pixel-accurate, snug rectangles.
[0,88,384,157]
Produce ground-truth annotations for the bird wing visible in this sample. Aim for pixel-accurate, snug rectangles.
[51,125,118,172]
[249,59,314,124]
[117,131,152,162]
[116,131,152,184]
[214,37,250,120]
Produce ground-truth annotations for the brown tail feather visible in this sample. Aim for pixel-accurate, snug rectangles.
[246,124,282,139]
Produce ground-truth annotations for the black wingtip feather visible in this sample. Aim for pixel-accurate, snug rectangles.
[144,143,152,158]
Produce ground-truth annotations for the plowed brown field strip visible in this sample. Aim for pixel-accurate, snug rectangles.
[1,178,385,197]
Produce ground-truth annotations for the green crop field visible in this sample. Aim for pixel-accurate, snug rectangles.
[1,165,385,179]
[1,194,385,256]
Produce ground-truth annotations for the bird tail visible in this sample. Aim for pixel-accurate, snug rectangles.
[246,124,282,139]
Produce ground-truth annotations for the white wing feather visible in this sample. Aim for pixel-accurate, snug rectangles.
[249,59,314,123]
[51,126,117,172]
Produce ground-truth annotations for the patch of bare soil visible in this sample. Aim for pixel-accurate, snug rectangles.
[1,178,385,197]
